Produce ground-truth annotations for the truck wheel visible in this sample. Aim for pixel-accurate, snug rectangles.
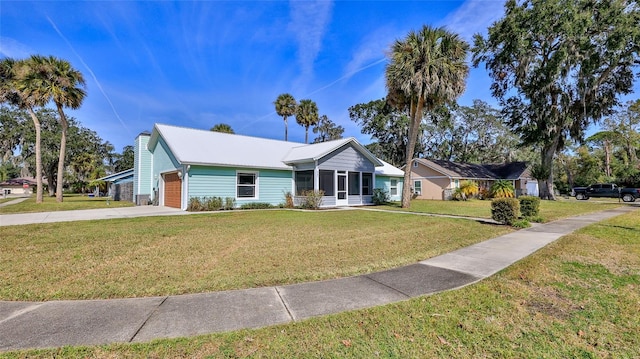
[576,193,587,200]
[622,194,635,202]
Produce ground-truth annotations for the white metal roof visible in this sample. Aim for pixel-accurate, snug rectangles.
[375,159,405,177]
[148,123,397,172]
[149,124,300,170]
[282,137,382,166]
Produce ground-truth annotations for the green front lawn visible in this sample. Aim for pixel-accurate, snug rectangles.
[0,193,134,214]
[380,198,623,222]
[0,210,512,301]
[5,207,638,358]
[0,198,17,205]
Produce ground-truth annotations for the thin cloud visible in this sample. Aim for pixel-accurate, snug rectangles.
[46,16,131,137]
[439,0,506,41]
[0,37,32,58]
[288,0,333,87]
[343,26,396,81]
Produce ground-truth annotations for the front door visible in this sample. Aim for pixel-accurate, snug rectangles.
[337,171,348,206]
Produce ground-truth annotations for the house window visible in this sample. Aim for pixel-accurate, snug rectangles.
[390,179,398,196]
[413,161,418,168]
[237,172,257,198]
[362,173,373,195]
[319,170,334,196]
[348,172,360,195]
[454,179,460,188]
[295,170,314,196]
[413,180,421,195]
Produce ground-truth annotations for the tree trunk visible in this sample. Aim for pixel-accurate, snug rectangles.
[284,117,288,142]
[27,108,43,204]
[539,135,560,200]
[304,125,309,144]
[401,99,422,208]
[56,104,68,202]
[604,139,612,177]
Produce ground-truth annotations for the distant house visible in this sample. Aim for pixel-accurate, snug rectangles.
[0,177,37,196]
[97,169,134,201]
[132,124,404,210]
[410,158,538,200]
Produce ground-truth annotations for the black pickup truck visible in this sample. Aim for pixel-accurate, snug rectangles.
[573,183,639,202]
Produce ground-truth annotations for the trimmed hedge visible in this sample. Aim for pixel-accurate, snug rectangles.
[491,197,520,225]
[519,195,540,217]
[239,202,274,210]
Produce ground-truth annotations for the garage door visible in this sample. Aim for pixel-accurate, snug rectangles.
[164,172,182,208]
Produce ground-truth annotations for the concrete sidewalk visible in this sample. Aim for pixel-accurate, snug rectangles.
[0,205,191,226]
[0,206,636,351]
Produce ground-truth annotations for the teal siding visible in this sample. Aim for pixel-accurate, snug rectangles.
[187,167,236,199]
[256,169,293,205]
[376,176,404,202]
[133,134,152,198]
[153,137,181,175]
[187,166,292,206]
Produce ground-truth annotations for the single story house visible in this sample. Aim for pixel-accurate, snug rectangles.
[133,124,404,210]
[411,158,538,200]
[97,168,134,201]
[0,177,38,196]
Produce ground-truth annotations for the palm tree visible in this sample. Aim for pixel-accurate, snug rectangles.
[385,25,469,208]
[210,123,235,134]
[1,57,48,203]
[274,93,297,141]
[35,56,86,202]
[295,99,319,144]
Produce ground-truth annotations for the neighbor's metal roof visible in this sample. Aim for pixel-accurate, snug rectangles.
[376,159,405,177]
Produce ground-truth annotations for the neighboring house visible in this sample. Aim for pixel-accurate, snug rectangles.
[0,177,37,196]
[132,124,404,210]
[97,169,134,201]
[411,158,538,200]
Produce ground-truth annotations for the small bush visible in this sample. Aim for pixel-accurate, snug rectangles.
[187,197,204,211]
[478,187,491,200]
[519,195,540,217]
[528,215,545,223]
[283,191,295,208]
[240,202,274,210]
[459,180,479,200]
[511,219,531,228]
[223,197,236,210]
[490,180,515,198]
[204,196,223,211]
[491,197,520,225]
[300,190,324,209]
[188,196,234,211]
[372,188,390,205]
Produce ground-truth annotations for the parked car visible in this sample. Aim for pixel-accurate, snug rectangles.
[572,183,639,202]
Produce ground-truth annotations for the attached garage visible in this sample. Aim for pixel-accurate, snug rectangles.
[164,172,182,208]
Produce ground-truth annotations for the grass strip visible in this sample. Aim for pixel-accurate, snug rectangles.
[4,208,637,358]
[0,210,511,301]
[380,198,623,222]
[0,194,133,214]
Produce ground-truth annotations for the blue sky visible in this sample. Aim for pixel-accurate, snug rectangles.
[1,1,637,153]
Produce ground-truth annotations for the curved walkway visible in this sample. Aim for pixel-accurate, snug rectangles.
[0,205,637,351]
